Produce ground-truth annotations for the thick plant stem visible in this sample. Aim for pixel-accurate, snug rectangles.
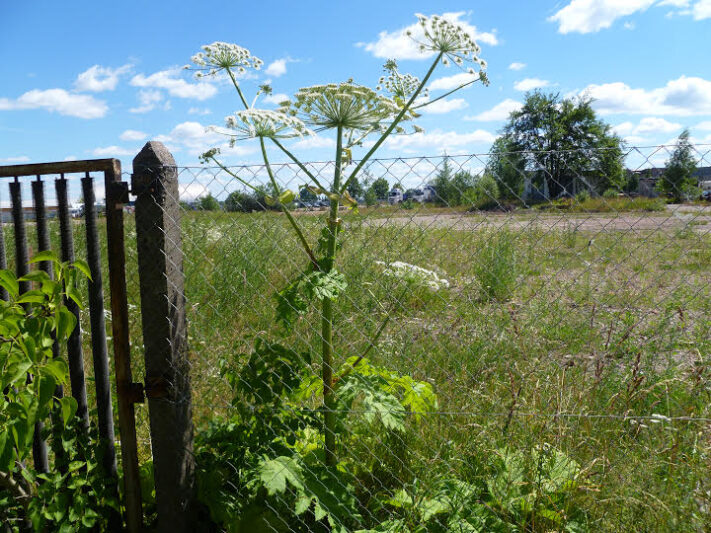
[259,138,319,269]
[322,125,343,466]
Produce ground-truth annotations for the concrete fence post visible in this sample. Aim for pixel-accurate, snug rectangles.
[132,141,195,532]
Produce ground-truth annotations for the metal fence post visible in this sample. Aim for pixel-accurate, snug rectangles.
[132,141,195,532]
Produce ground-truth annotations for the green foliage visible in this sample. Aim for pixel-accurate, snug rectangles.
[370,178,390,200]
[346,177,364,200]
[276,270,348,330]
[364,189,378,206]
[463,173,500,210]
[225,190,267,212]
[602,188,618,199]
[0,254,117,532]
[401,198,416,210]
[498,91,624,197]
[658,129,698,202]
[472,229,518,301]
[486,136,525,201]
[575,189,590,203]
[197,193,221,211]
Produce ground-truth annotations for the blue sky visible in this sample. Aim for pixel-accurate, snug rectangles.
[1,0,710,179]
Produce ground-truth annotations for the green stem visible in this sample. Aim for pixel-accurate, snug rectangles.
[322,124,343,466]
[226,67,250,110]
[270,138,330,192]
[411,76,481,110]
[259,138,319,269]
[340,52,443,194]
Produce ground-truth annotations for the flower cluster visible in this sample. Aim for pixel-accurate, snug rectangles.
[408,14,487,70]
[279,82,416,132]
[221,109,314,140]
[377,60,425,102]
[188,42,263,78]
[375,261,450,291]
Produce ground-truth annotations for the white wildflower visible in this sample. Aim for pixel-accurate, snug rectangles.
[380,59,422,101]
[218,109,314,140]
[279,82,416,132]
[375,260,450,291]
[188,42,263,78]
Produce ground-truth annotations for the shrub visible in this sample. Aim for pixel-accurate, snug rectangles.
[472,230,518,301]
[464,173,500,210]
[575,189,590,203]
[602,188,618,199]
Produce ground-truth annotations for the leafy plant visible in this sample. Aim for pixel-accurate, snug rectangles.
[472,229,518,301]
[0,252,119,531]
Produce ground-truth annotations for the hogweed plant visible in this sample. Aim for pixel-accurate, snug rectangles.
[188,14,490,530]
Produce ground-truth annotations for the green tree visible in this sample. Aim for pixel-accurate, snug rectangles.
[498,91,624,199]
[346,176,364,199]
[299,187,317,203]
[432,156,454,205]
[464,173,500,210]
[658,129,697,202]
[225,190,264,212]
[197,193,220,211]
[370,177,390,200]
[485,136,526,200]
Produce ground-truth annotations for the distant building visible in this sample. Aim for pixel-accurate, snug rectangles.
[629,166,711,197]
[0,205,59,223]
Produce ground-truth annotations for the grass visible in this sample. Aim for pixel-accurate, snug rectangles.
[3,203,711,531]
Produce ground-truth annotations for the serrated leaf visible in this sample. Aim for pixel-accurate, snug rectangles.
[257,455,304,495]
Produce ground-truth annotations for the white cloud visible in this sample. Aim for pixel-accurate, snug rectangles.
[357,12,498,60]
[0,89,107,119]
[383,128,496,153]
[514,78,550,91]
[120,129,148,142]
[179,183,210,201]
[465,98,522,121]
[262,92,290,105]
[549,0,656,34]
[155,121,256,157]
[188,107,211,115]
[419,97,468,114]
[691,0,711,19]
[508,62,526,71]
[92,146,137,157]
[265,59,287,77]
[129,89,163,113]
[613,117,682,136]
[0,156,30,163]
[579,76,711,116]
[696,121,711,130]
[291,135,335,150]
[75,64,131,92]
[428,72,479,91]
[130,69,217,100]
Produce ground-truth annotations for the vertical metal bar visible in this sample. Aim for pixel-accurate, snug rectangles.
[81,175,118,478]
[10,178,50,474]
[32,176,68,472]
[0,189,7,300]
[55,176,90,428]
[104,162,143,532]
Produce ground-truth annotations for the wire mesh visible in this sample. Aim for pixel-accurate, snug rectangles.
[135,144,711,531]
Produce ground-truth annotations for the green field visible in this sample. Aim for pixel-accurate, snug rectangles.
[3,204,711,531]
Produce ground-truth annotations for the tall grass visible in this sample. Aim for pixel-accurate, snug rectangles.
[471,229,518,301]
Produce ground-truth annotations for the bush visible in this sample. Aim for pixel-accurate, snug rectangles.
[464,173,500,210]
[401,198,416,210]
[197,194,221,211]
[575,190,590,203]
[472,229,518,301]
[225,190,265,212]
[602,188,618,199]
[364,188,377,207]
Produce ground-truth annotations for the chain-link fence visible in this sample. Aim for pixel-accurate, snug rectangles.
[132,143,711,532]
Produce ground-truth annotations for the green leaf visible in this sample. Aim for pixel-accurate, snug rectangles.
[19,271,50,283]
[257,455,304,495]
[0,430,14,471]
[29,250,59,264]
[72,259,92,281]
[278,189,296,204]
[38,373,57,410]
[16,290,48,304]
[59,397,78,426]
[0,269,19,298]
[56,306,77,341]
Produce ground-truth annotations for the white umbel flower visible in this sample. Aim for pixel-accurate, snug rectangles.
[220,109,314,140]
[375,261,450,291]
[411,14,485,70]
[187,42,263,78]
[279,82,415,132]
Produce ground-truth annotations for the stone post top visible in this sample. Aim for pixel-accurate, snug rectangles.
[133,141,176,169]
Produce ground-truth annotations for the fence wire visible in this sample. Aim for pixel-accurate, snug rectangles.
[136,144,711,532]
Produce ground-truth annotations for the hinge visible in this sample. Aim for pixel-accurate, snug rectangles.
[108,181,130,205]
